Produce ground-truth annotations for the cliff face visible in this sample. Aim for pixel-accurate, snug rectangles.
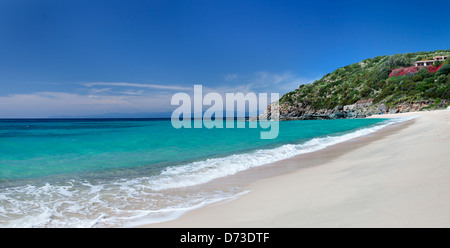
[259,50,450,120]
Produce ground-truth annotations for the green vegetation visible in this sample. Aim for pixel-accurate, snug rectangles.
[435,63,450,77]
[279,50,450,110]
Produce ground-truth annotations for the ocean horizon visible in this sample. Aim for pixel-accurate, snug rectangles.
[0,117,406,227]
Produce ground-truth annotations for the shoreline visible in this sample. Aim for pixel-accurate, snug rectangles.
[139,109,450,228]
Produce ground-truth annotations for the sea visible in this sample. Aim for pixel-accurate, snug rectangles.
[0,117,407,227]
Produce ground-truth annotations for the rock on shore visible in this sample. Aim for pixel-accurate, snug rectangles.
[257,99,449,120]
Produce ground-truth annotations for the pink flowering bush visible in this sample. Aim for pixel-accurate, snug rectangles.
[389,65,443,77]
[427,65,442,74]
[389,66,418,77]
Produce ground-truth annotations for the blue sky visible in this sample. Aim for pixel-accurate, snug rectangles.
[0,0,449,117]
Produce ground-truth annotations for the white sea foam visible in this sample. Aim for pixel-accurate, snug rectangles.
[0,116,415,228]
[145,116,416,191]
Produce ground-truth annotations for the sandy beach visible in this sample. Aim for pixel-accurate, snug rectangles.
[141,109,450,228]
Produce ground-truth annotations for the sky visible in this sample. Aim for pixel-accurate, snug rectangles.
[0,0,449,117]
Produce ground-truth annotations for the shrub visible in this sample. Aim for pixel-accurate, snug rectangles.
[377,68,391,81]
[399,79,416,92]
[384,54,413,69]
[435,63,450,77]
[434,61,443,67]
[412,74,423,82]
[416,68,432,78]
[387,75,409,83]
[435,74,447,85]
[416,81,433,92]
[360,86,372,98]
[443,87,450,99]
[424,77,434,84]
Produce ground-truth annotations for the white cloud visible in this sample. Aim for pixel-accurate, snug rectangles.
[0,75,319,118]
[220,71,317,96]
[88,88,112,94]
[119,90,145,95]
[83,82,191,91]
[0,92,174,118]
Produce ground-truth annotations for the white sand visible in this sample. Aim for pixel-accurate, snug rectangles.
[142,110,450,227]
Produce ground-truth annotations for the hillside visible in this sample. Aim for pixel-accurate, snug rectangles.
[261,50,450,120]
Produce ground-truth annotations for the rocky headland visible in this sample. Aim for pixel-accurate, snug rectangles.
[257,50,450,120]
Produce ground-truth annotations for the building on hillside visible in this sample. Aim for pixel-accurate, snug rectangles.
[415,55,448,67]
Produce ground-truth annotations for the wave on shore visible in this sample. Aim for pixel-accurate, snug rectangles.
[0,116,415,227]
[146,116,415,190]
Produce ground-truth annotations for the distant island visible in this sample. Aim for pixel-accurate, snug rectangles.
[260,50,450,120]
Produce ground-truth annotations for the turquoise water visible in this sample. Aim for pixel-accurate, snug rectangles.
[0,118,393,227]
[0,118,385,180]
